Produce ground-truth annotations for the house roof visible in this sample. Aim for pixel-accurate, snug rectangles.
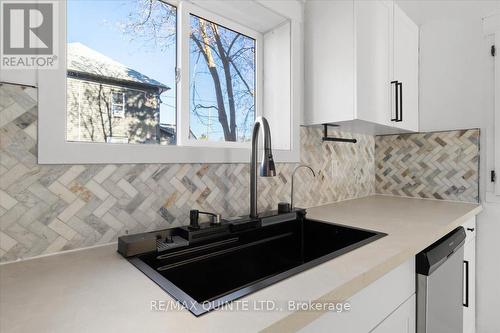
[67,43,170,93]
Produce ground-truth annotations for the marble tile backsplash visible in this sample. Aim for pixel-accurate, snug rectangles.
[1,83,481,262]
[375,129,480,203]
[0,84,375,262]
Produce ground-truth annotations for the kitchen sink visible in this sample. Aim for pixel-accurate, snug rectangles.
[121,211,386,316]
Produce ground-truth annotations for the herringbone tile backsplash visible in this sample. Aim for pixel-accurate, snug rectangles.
[375,130,480,203]
[0,84,374,262]
[1,83,481,262]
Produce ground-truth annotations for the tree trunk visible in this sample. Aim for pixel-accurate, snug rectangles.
[211,23,236,141]
[97,84,108,142]
[193,20,232,141]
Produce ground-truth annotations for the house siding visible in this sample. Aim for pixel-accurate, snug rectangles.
[66,78,171,144]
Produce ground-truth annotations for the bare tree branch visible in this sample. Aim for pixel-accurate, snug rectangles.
[226,34,240,56]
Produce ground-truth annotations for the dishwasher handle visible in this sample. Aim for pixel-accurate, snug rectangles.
[463,260,469,307]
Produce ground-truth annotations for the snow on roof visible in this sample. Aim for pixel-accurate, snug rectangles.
[67,42,169,92]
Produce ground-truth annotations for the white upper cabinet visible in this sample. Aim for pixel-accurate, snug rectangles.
[393,4,419,132]
[304,0,419,134]
[304,0,355,125]
[355,0,393,128]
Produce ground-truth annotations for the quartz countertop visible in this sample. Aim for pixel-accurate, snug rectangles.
[0,195,482,333]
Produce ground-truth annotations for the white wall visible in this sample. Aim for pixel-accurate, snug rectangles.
[0,69,37,87]
[413,7,500,333]
[419,17,490,133]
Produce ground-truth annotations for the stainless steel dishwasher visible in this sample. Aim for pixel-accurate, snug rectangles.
[416,227,466,333]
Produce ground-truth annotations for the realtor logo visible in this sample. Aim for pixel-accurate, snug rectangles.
[1,1,58,68]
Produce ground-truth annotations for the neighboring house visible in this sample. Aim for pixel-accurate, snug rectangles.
[66,42,173,144]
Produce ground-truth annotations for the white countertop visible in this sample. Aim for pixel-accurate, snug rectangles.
[0,195,481,333]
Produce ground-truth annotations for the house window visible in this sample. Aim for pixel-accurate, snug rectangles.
[189,15,256,143]
[111,92,125,118]
[66,0,177,145]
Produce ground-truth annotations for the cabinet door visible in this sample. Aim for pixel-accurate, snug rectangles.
[463,237,476,333]
[393,4,419,131]
[304,0,355,125]
[371,294,416,333]
[299,259,415,333]
[355,0,393,127]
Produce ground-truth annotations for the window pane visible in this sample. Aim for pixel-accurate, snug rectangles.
[189,15,256,142]
[66,0,177,145]
[112,105,124,118]
[112,92,124,106]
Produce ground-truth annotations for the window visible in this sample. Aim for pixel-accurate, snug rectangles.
[66,0,177,145]
[66,0,260,147]
[38,0,301,163]
[189,15,256,143]
[111,92,125,118]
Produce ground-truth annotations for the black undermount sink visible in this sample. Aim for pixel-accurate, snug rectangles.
[118,210,386,316]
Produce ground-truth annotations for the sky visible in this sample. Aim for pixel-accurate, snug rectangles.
[67,0,255,142]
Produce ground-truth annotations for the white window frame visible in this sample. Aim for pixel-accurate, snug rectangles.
[106,136,129,144]
[177,1,263,149]
[111,91,125,118]
[37,0,302,164]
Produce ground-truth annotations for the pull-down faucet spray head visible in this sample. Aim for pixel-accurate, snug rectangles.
[260,148,276,177]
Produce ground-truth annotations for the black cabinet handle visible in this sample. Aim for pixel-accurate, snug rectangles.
[467,228,475,232]
[391,81,399,122]
[397,82,403,122]
[463,260,469,307]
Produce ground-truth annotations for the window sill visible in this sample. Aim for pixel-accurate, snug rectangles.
[38,140,300,164]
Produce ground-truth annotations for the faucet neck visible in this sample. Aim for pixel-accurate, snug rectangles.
[291,165,316,209]
[250,117,274,218]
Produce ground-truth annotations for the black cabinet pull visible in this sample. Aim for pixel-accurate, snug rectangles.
[467,228,475,232]
[463,260,469,307]
[397,82,403,122]
[391,81,399,122]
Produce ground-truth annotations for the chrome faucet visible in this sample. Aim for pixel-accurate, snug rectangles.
[250,117,276,218]
[291,165,316,209]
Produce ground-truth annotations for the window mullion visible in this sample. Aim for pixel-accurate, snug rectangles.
[176,1,191,147]
[256,35,264,119]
